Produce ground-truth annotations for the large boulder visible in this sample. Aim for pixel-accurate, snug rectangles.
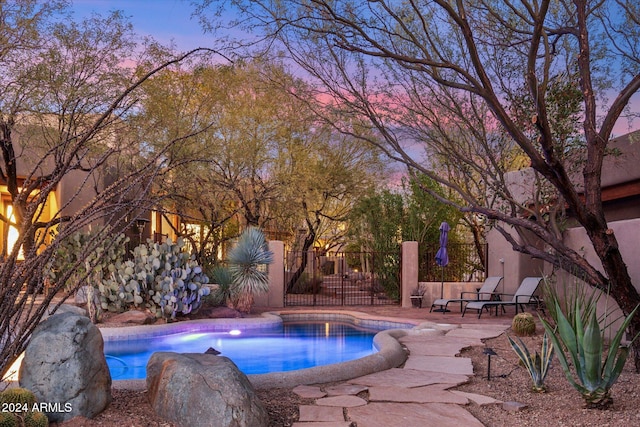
[19,312,112,423]
[41,303,87,321]
[147,352,268,427]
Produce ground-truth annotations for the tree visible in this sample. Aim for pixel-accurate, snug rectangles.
[196,0,640,369]
[135,60,322,262]
[0,1,214,378]
[136,59,387,272]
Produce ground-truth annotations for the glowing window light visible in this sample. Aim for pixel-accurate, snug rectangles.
[6,205,24,260]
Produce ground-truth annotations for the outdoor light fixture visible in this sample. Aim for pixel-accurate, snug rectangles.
[483,347,497,380]
[135,217,150,244]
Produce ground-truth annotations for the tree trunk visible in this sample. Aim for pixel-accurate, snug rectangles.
[285,231,316,293]
[588,228,640,371]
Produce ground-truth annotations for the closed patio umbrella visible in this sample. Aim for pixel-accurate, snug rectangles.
[433,221,450,312]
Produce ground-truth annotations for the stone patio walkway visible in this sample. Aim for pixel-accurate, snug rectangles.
[290,321,507,426]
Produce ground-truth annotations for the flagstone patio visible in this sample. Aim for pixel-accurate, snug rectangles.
[290,321,506,426]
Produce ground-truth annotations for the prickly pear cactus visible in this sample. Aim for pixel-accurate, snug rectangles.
[512,312,537,336]
[99,237,210,319]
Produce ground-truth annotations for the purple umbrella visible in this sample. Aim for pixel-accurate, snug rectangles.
[434,221,450,309]
[435,221,450,268]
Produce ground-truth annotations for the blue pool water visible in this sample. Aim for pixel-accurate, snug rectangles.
[104,321,381,380]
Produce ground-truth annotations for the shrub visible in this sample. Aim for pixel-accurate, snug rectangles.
[288,272,322,294]
[207,266,237,307]
[45,229,129,292]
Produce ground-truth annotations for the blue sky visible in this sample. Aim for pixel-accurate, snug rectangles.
[72,0,208,50]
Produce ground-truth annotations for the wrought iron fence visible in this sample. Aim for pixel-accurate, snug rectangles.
[284,250,401,306]
[419,242,487,282]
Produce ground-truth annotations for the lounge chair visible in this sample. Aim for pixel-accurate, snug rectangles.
[429,276,503,313]
[462,276,544,318]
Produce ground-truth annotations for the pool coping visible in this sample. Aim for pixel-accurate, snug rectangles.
[105,309,454,390]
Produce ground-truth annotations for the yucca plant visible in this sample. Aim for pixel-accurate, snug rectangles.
[508,332,554,392]
[227,228,274,313]
[540,283,639,408]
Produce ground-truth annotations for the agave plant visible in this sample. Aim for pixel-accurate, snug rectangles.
[227,227,274,313]
[508,332,554,392]
[540,283,639,408]
[208,265,237,307]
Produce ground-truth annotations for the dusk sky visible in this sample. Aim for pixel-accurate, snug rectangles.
[72,0,638,136]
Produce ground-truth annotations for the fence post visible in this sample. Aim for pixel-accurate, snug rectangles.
[254,240,284,308]
[401,241,419,308]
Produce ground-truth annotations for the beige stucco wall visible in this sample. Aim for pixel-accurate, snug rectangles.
[418,281,486,311]
[254,240,285,308]
[487,218,640,335]
[487,219,640,293]
[56,168,102,221]
[561,219,640,291]
[486,226,545,295]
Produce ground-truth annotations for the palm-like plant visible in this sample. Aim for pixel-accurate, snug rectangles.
[540,283,639,408]
[227,228,274,313]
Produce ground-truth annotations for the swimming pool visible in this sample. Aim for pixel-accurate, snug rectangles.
[105,321,387,380]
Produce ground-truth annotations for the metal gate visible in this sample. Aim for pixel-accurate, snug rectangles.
[284,250,401,306]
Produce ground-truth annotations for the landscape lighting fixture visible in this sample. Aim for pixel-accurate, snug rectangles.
[483,347,498,380]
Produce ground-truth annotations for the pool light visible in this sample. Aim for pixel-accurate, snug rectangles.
[229,329,241,336]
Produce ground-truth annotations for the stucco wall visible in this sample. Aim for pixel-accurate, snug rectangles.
[562,218,640,292]
[487,218,640,334]
[486,227,545,295]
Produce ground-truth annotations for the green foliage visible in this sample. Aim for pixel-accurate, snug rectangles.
[540,284,639,408]
[401,174,462,244]
[207,266,237,306]
[99,237,210,320]
[227,228,273,313]
[287,272,323,294]
[349,190,404,253]
[512,312,537,336]
[347,173,462,299]
[0,388,37,406]
[508,332,554,393]
[228,228,273,293]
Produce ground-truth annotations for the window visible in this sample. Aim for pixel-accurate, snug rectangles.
[6,204,24,260]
